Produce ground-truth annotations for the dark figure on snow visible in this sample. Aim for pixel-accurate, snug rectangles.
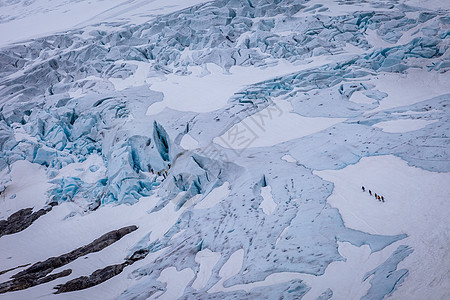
[377,195,381,201]
[369,190,372,195]
[374,193,378,199]
[362,186,365,192]
[381,196,384,202]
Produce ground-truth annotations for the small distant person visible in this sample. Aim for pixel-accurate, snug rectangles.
[168,163,171,169]
[381,196,384,202]
[369,190,372,195]
[374,193,377,199]
[362,186,365,192]
[150,168,154,174]
[377,195,381,201]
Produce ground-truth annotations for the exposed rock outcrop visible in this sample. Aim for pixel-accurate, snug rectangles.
[0,225,137,294]
[55,248,149,293]
[0,204,56,238]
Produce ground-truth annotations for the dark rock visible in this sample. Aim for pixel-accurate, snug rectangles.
[0,263,30,276]
[55,245,149,293]
[128,249,149,262]
[55,264,125,293]
[0,225,137,294]
[0,269,72,293]
[0,206,53,238]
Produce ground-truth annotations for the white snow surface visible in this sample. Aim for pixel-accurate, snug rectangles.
[180,133,200,150]
[1,0,449,300]
[214,101,346,149]
[209,249,245,293]
[374,119,438,133]
[145,59,334,115]
[192,249,222,290]
[315,155,450,300]
[0,0,211,47]
[260,186,277,215]
[194,182,230,210]
[367,70,450,113]
[152,267,195,300]
[0,160,50,218]
[0,192,186,299]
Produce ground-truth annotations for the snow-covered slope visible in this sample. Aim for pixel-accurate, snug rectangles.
[0,0,449,299]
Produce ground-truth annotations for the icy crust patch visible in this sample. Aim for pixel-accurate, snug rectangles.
[199,241,407,299]
[184,279,310,300]
[361,245,414,300]
[287,93,450,173]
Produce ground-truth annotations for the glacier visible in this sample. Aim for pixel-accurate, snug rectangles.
[0,0,449,299]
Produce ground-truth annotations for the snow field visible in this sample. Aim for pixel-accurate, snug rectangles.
[145,60,334,115]
[374,119,438,133]
[314,155,450,300]
[0,0,212,47]
[0,0,449,299]
[214,100,346,149]
[0,188,186,299]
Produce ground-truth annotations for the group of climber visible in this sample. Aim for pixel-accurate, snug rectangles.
[150,163,171,180]
[362,186,385,202]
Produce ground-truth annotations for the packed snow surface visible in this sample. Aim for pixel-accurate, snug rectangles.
[214,101,346,148]
[0,0,449,299]
[373,119,438,133]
